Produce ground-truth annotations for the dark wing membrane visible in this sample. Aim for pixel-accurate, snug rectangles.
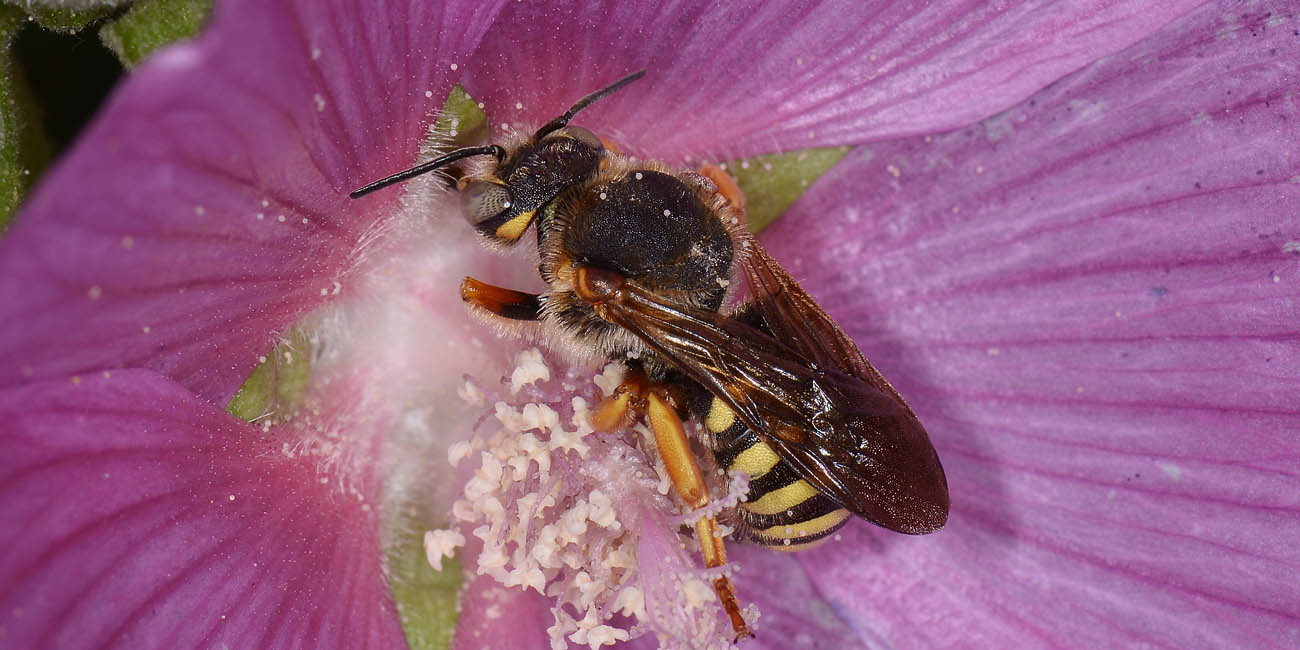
[743,240,909,404]
[599,282,949,534]
[741,241,871,377]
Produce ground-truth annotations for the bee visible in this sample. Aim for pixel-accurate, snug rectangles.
[351,70,949,639]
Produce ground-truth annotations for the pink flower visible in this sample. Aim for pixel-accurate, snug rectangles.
[2,1,1297,648]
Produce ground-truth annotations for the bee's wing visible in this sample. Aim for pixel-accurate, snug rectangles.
[742,241,899,398]
[601,271,950,534]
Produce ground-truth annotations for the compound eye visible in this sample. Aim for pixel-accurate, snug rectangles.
[461,180,512,226]
[556,126,604,151]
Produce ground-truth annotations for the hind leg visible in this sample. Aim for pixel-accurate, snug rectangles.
[592,371,752,639]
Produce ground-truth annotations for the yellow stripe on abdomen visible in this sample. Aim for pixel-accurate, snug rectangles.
[754,508,851,552]
[704,397,735,433]
[728,440,780,480]
[708,399,781,480]
[743,479,819,515]
[700,393,852,552]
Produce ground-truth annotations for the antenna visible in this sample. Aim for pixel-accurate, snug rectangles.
[533,69,646,140]
[349,69,646,199]
[349,145,504,199]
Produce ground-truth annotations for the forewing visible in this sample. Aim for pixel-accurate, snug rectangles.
[741,240,871,377]
[598,282,949,534]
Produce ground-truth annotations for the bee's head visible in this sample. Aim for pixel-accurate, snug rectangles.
[458,126,605,244]
[349,70,647,247]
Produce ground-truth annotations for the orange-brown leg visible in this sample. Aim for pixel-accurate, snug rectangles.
[593,372,752,639]
[598,136,623,155]
[647,391,752,639]
[590,371,647,432]
[698,163,747,212]
[460,276,542,321]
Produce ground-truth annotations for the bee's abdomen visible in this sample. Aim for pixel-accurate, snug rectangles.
[704,397,850,551]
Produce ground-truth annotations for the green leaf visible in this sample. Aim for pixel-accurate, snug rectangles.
[387,521,464,650]
[0,4,52,230]
[99,0,211,68]
[0,6,27,227]
[226,329,313,422]
[16,1,119,33]
[725,146,851,233]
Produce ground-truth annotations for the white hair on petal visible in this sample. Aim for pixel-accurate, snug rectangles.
[244,101,543,552]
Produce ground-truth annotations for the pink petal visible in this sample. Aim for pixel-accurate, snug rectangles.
[0,369,403,649]
[0,0,506,402]
[759,3,1300,647]
[727,544,866,649]
[448,506,866,649]
[451,542,554,650]
[461,0,1203,160]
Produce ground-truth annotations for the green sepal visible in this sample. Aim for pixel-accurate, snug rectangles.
[226,329,313,422]
[434,85,488,147]
[99,0,211,68]
[387,521,465,650]
[726,146,851,233]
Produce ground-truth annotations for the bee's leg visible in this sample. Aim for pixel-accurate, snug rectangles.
[598,136,622,155]
[644,389,752,640]
[589,370,751,637]
[590,370,648,432]
[590,372,751,637]
[698,163,747,212]
[460,276,542,323]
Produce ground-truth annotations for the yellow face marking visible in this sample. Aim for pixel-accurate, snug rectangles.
[729,440,780,480]
[598,136,622,155]
[493,209,536,241]
[705,397,735,433]
[744,479,820,516]
[760,509,851,551]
